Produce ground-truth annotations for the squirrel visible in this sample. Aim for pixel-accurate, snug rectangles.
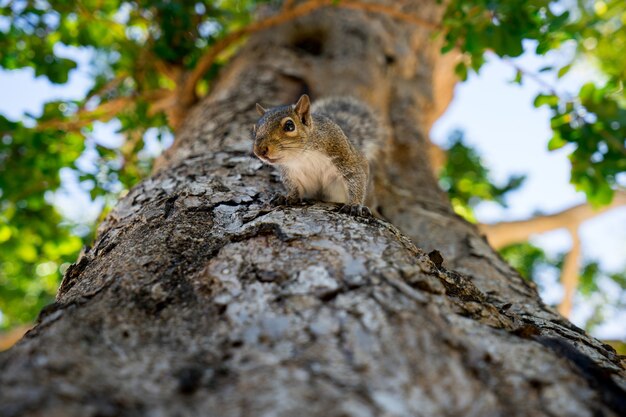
[252,94,381,216]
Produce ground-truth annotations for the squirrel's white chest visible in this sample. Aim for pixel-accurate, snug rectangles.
[281,151,348,203]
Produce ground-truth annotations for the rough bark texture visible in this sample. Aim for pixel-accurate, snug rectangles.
[2,2,625,417]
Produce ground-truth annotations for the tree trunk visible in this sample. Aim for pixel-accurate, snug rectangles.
[2,2,625,416]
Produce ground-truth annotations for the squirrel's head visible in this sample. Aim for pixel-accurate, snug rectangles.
[252,94,312,165]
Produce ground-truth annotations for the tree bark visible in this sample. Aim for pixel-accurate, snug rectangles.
[1,2,625,417]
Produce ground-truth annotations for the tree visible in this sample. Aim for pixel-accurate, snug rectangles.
[1,0,625,334]
[1,0,625,415]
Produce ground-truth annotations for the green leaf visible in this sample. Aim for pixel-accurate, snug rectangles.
[547,133,567,150]
[454,62,468,81]
[557,64,572,78]
[589,182,614,206]
[439,130,525,217]
[579,83,596,100]
[533,94,559,108]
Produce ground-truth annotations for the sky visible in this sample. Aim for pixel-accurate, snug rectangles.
[433,49,626,268]
[0,42,625,339]
[431,47,626,338]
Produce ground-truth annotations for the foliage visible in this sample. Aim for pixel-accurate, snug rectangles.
[0,115,84,329]
[0,0,624,330]
[439,130,525,222]
[443,0,626,205]
[534,81,626,206]
[0,0,259,329]
[543,0,626,206]
[499,242,558,283]
[440,131,625,330]
[577,261,626,332]
[499,242,626,332]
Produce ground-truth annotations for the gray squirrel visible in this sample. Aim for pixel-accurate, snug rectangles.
[252,94,382,216]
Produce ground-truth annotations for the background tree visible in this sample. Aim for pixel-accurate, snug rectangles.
[0,0,625,414]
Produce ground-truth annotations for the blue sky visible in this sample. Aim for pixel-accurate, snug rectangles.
[1,44,624,338]
[432,48,626,338]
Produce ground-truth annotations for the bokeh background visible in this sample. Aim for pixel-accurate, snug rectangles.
[0,0,624,349]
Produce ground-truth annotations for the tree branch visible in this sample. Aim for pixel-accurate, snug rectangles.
[503,60,626,156]
[28,1,441,134]
[36,97,134,131]
[179,0,334,109]
[35,89,174,132]
[282,0,296,11]
[503,59,564,99]
[479,191,626,249]
[338,0,440,30]
[84,76,127,103]
[481,192,626,320]
[557,229,581,318]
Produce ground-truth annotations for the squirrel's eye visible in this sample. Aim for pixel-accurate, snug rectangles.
[283,120,295,132]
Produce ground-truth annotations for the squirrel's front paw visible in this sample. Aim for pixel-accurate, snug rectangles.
[270,194,300,206]
[339,204,372,217]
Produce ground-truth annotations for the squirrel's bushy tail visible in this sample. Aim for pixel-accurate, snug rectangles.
[311,97,384,162]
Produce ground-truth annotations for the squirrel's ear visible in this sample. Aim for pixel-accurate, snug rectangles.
[256,103,267,116]
[294,94,311,126]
